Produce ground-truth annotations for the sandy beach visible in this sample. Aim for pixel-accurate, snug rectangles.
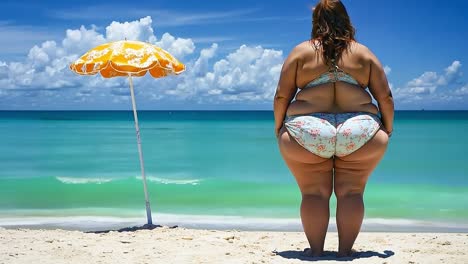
[1,226,467,264]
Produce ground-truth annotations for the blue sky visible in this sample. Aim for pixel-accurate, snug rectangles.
[0,0,467,110]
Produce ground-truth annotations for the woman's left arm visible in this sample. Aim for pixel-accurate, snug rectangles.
[273,49,299,138]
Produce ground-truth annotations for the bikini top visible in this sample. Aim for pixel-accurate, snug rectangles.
[302,59,365,89]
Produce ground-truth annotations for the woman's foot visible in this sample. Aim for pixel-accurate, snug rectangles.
[337,248,357,258]
[301,248,323,257]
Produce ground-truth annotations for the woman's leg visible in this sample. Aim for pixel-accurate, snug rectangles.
[333,129,389,257]
[278,126,333,257]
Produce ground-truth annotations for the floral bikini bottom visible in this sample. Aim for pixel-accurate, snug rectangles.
[284,112,382,158]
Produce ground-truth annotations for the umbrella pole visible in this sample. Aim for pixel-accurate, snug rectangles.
[128,74,153,226]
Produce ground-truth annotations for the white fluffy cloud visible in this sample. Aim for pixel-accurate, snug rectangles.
[154,33,195,58]
[383,65,391,75]
[402,61,463,95]
[0,17,196,97]
[406,71,439,94]
[160,44,283,103]
[0,16,285,109]
[454,84,468,95]
[62,25,106,55]
[393,61,465,105]
[106,16,156,43]
[438,61,462,86]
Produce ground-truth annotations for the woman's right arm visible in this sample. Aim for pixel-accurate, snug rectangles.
[366,49,394,136]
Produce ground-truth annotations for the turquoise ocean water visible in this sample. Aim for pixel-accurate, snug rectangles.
[0,110,467,231]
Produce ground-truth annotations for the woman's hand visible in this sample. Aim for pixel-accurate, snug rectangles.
[382,127,393,138]
[275,125,282,139]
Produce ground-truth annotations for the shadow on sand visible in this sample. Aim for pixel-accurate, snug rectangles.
[86,224,178,234]
[275,249,394,262]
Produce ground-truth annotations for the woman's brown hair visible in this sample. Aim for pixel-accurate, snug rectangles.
[312,0,356,66]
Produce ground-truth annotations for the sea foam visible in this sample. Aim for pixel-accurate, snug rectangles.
[1,213,468,232]
[143,176,201,185]
[56,177,116,184]
[55,176,202,185]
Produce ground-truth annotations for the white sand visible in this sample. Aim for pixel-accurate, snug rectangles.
[1,227,467,264]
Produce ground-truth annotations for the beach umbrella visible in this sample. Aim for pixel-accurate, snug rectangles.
[70,40,185,225]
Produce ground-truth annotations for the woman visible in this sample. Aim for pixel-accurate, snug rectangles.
[274,0,394,258]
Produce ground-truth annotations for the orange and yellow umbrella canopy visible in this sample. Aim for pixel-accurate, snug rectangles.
[70,40,185,78]
[69,40,185,226]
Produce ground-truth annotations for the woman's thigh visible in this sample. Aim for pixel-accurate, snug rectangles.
[333,129,389,197]
[278,126,333,196]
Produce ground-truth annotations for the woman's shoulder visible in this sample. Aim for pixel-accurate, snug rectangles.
[283,41,312,63]
[349,42,377,61]
[287,40,320,59]
[291,40,371,53]
[287,40,377,63]
[291,40,314,53]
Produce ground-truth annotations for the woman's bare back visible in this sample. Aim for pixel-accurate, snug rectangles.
[286,40,379,116]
